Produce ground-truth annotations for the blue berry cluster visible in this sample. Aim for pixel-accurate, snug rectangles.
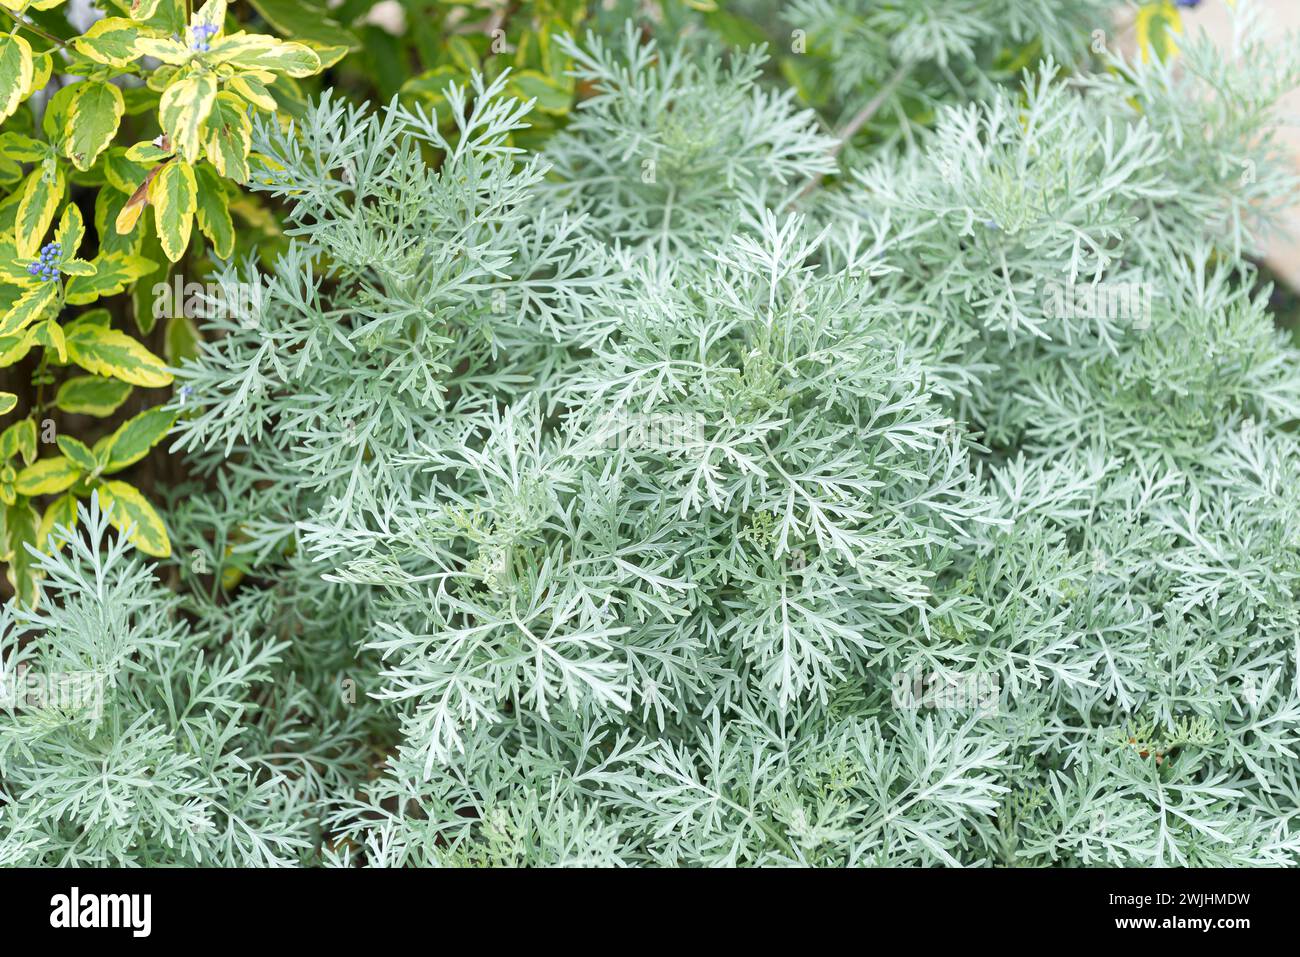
[27,242,62,282]
[190,23,218,52]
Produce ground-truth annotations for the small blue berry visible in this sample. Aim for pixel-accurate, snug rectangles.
[30,248,61,281]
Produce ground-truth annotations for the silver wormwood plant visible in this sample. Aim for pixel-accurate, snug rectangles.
[4,1,1300,867]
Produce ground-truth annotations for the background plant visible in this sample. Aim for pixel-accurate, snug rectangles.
[0,0,333,603]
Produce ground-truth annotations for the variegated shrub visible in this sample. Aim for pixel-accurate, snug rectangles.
[0,0,323,602]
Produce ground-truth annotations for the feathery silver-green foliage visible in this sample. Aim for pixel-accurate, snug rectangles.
[5,1,1300,866]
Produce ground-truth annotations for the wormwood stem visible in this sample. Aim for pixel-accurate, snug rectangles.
[793,61,911,204]
[660,184,675,261]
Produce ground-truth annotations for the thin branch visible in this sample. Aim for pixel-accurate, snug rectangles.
[1,8,69,50]
[793,61,910,205]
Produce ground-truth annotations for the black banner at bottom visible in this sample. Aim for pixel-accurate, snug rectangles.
[0,867,1283,943]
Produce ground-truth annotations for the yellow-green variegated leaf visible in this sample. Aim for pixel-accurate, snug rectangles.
[269,76,308,117]
[300,40,351,70]
[203,92,252,182]
[0,157,22,187]
[57,435,97,472]
[149,160,196,262]
[60,259,94,277]
[194,163,234,258]
[26,51,51,100]
[207,32,321,77]
[507,70,572,116]
[66,307,110,331]
[104,149,151,194]
[0,416,37,464]
[0,131,45,163]
[0,423,20,464]
[0,328,37,367]
[0,237,31,283]
[128,0,169,24]
[53,201,85,258]
[32,319,66,362]
[4,499,41,606]
[15,163,64,258]
[247,0,358,50]
[243,0,354,67]
[0,282,59,339]
[98,479,170,557]
[64,252,156,304]
[65,323,172,387]
[73,17,150,68]
[0,156,23,186]
[125,140,172,163]
[1136,2,1183,64]
[36,492,78,553]
[0,391,15,415]
[14,455,81,496]
[160,73,217,163]
[120,84,156,117]
[41,81,77,141]
[226,74,277,111]
[55,375,133,417]
[445,35,479,74]
[0,0,65,11]
[132,35,192,64]
[65,80,125,171]
[0,33,34,123]
[96,405,176,473]
[96,187,144,256]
